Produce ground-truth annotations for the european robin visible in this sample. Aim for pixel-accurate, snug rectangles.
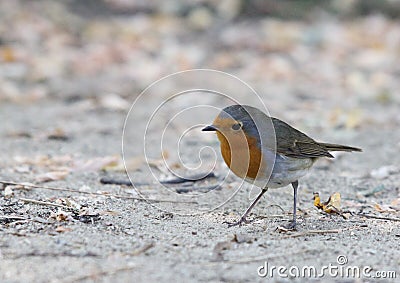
[202,105,361,229]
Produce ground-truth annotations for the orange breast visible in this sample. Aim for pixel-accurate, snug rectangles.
[216,131,263,180]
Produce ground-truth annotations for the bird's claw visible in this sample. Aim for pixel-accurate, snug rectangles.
[284,220,297,230]
[223,217,254,227]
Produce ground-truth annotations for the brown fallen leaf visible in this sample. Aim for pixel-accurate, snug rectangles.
[162,150,169,160]
[55,226,72,233]
[313,192,347,218]
[6,130,32,138]
[390,198,400,211]
[49,209,73,222]
[124,156,146,171]
[0,46,16,62]
[373,203,397,213]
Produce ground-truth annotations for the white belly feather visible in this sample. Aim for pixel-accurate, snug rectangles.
[245,149,315,189]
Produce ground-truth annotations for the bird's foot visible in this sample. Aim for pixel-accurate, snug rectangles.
[284,220,297,231]
[223,217,254,227]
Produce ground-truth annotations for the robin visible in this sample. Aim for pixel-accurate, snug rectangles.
[202,105,361,229]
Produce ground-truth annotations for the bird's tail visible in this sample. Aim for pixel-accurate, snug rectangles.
[319,143,362,152]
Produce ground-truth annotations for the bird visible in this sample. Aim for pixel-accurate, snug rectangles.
[202,104,361,229]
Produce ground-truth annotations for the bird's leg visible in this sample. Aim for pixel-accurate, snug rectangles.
[285,180,299,230]
[224,187,268,227]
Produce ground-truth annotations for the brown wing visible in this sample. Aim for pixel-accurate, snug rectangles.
[272,118,333,159]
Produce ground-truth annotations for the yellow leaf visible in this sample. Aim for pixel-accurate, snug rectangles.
[313,192,343,215]
[313,192,323,209]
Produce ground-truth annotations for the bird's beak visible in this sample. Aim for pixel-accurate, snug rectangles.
[202,125,217,131]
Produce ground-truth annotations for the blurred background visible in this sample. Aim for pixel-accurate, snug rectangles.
[1,0,399,103]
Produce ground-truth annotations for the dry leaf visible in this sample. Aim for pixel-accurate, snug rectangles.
[6,131,32,138]
[313,192,323,210]
[1,46,16,62]
[390,198,400,211]
[56,211,70,221]
[73,156,119,172]
[373,203,397,213]
[49,209,72,222]
[313,192,343,216]
[124,156,145,171]
[161,150,170,160]
[4,186,14,198]
[55,226,72,233]
[35,171,69,183]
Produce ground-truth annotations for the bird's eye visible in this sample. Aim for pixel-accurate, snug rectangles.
[231,122,242,131]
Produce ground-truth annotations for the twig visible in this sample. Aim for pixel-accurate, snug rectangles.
[7,220,30,225]
[175,184,221,194]
[359,213,400,222]
[6,231,28,237]
[0,180,197,204]
[279,225,367,239]
[10,251,100,259]
[280,228,342,239]
[0,215,27,221]
[19,198,71,209]
[0,215,30,226]
[266,204,286,213]
[0,215,49,225]
[100,177,134,186]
